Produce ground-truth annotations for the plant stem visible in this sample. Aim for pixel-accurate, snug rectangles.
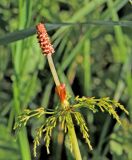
[47,54,60,86]
[68,115,82,160]
[46,53,82,160]
[13,79,31,160]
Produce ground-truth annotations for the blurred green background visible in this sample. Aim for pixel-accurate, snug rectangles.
[0,0,132,160]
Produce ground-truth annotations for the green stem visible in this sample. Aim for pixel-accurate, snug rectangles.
[68,115,82,160]
[29,111,55,118]
[46,53,82,160]
[8,108,14,132]
[13,79,31,160]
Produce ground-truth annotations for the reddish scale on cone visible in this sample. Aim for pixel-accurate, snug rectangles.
[36,23,54,55]
[55,84,66,103]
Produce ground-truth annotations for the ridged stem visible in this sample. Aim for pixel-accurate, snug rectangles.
[46,53,82,160]
[47,54,60,86]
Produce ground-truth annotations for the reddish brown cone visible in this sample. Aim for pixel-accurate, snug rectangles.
[36,23,54,55]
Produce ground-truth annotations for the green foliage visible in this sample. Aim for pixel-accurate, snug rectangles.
[14,96,128,157]
[74,96,129,124]
[0,0,131,159]
[14,107,46,130]
[73,111,92,150]
[110,119,132,160]
[0,124,20,160]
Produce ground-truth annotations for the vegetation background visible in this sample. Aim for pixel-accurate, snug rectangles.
[0,0,132,160]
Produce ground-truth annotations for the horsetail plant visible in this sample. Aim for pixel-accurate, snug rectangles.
[14,23,129,160]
